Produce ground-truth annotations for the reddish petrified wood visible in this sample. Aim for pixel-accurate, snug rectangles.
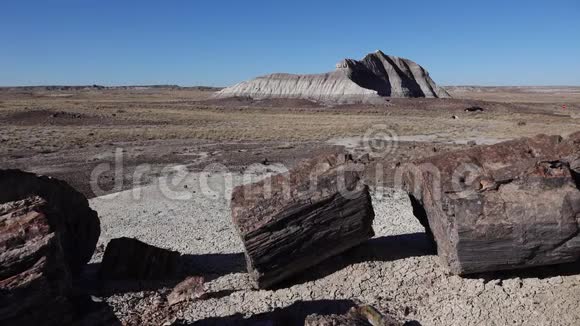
[0,197,74,325]
[231,154,375,288]
[403,133,580,274]
[0,169,100,275]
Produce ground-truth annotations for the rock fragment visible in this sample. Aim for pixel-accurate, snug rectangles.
[167,276,205,306]
[99,237,180,281]
[465,106,484,112]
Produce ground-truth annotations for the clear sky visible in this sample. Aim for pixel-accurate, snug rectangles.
[1,0,579,86]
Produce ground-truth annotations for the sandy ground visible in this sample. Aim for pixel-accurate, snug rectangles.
[89,171,580,325]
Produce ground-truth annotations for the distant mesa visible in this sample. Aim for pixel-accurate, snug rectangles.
[214,50,450,104]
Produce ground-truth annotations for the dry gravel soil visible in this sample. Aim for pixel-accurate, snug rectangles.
[88,172,580,326]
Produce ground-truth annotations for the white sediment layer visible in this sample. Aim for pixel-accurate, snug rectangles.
[214,50,450,103]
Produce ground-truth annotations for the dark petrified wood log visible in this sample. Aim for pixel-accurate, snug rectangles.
[0,169,100,275]
[402,133,580,274]
[0,197,75,325]
[231,154,375,289]
[99,237,180,281]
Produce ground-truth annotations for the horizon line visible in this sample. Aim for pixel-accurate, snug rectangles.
[2,84,580,88]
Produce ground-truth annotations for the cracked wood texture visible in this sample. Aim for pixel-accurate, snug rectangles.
[403,132,580,274]
[231,154,375,288]
[0,169,100,275]
[0,197,74,325]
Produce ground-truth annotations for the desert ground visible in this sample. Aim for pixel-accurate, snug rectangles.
[2,86,580,325]
[2,85,579,197]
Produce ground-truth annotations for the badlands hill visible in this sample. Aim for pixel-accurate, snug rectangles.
[214,50,450,103]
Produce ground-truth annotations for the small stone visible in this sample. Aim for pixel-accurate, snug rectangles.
[167,276,205,306]
[465,106,485,112]
[90,295,104,303]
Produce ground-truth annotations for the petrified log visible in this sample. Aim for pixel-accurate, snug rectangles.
[99,237,180,281]
[0,197,74,325]
[231,154,375,288]
[0,169,100,275]
[402,133,580,274]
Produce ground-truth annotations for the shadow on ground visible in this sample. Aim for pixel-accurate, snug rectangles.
[180,299,422,326]
[184,299,355,325]
[71,295,122,325]
[276,232,436,288]
[80,232,434,295]
[181,252,246,281]
[79,252,246,296]
[465,260,580,282]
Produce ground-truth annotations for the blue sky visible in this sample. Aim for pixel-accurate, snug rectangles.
[1,0,579,86]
